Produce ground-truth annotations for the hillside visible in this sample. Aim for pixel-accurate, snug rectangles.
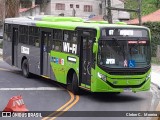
[124,0,160,19]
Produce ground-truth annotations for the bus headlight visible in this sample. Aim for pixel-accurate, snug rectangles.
[98,72,106,82]
[146,74,151,80]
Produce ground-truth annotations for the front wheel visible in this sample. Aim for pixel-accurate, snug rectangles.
[67,72,79,95]
[22,59,31,78]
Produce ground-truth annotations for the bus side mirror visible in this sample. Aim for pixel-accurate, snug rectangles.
[93,43,98,53]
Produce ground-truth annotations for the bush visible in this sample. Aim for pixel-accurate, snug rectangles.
[143,22,160,57]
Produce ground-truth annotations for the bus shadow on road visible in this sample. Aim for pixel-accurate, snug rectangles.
[80,90,146,102]
[4,69,65,89]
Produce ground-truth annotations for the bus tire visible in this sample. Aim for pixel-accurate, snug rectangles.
[67,72,79,95]
[71,72,79,95]
[22,59,31,78]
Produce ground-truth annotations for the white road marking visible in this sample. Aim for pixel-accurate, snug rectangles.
[0,87,63,91]
[0,68,11,71]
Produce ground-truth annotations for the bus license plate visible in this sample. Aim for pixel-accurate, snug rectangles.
[123,88,132,92]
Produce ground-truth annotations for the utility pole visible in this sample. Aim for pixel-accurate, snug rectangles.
[138,0,142,25]
[107,0,112,23]
[102,0,107,20]
[106,0,142,25]
[103,0,106,17]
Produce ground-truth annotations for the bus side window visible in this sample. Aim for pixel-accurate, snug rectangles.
[29,26,40,47]
[4,24,12,42]
[53,29,62,51]
[54,29,62,40]
[63,30,78,43]
[63,31,69,41]
[35,37,40,47]
[71,31,78,43]
[19,25,29,45]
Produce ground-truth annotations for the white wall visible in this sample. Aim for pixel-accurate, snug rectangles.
[109,0,130,21]
[110,0,124,21]
[44,0,130,21]
[47,0,101,18]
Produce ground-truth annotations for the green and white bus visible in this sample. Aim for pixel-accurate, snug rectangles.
[3,16,151,94]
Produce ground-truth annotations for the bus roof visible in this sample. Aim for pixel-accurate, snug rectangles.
[5,16,149,31]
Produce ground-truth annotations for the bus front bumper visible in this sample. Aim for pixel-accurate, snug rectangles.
[91,77,151,93]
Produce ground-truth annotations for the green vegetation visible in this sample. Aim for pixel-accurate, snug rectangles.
[125,0,160,19]
[152,57,160,64]
[143,22,160,57]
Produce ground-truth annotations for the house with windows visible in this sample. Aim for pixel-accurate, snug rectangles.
[44,0,101,18]
[44,0,129,21]
[127,9,160,24]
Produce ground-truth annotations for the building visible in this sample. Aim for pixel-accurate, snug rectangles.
[44,0,129,21]
[0,0,130,23]
[127,9,160,24]
[101,0,130,22]
[44,0,101,18]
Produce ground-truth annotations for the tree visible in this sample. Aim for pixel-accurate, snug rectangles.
[5,0,20,18]
[0,0,5,25]
[20,0,32,8]
[154,0,160,8]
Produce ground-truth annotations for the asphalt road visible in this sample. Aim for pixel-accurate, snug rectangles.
[0,59,159,120]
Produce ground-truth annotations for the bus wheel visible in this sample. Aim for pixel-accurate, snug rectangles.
[68,72,79,95]
[22,59,31,78]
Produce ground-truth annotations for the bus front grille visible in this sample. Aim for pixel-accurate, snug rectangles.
[109,72,146,75]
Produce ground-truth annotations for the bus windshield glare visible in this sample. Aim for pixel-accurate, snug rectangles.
[98,28,151,68]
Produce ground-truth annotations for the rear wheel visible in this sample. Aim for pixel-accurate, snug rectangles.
[22,59,31,78]
[67,72,79,95]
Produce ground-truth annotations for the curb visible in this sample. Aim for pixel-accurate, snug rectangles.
[151,71,160,90]
[0,48,2,55]
[0,48,3,58]
[151,82,160,90]
[0,50,2,59]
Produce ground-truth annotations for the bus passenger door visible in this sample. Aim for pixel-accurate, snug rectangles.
[41,32,51,77]
[12,27,18,66]
[80,33,93,87]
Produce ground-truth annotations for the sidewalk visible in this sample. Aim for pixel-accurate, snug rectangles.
[151,64,160,89]
[0,48,2,55]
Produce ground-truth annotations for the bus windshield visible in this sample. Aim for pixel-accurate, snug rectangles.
[98,28,151,68]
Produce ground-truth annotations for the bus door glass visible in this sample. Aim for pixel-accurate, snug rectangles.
[41,32,51,77]
[12,27,18,66]
[80,31,94,86]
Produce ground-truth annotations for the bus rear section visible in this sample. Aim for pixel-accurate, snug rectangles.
[91,27,151,93]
